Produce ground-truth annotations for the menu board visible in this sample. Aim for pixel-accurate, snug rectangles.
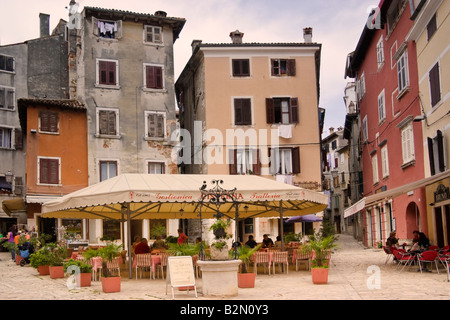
[166,256,197,299]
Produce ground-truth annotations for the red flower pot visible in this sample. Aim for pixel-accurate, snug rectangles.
[101,276,121,293]
[238,273,256,288]
[77,273,92,287]
[37,265,50,275]
[15,255,22,265]
[49,266,65,279]
[311,268,329,284]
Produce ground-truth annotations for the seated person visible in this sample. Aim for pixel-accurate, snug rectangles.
[152,235,167,250]
[245,235,257,248]
[134,238,151,254]
[386,231,399,249]
[261,234,274,249]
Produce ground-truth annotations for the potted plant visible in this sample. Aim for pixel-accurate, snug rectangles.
[209,218,232,260]
[97,243,122,293]
[64,259,93,287]
[48,244,68,279]
[302,234,338,284]
[2,241,20,265]
[29,245,54,275]
[236,244,261,288]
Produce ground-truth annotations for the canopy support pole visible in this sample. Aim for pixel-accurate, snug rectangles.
[279,201,285,252]
[127,203,132,279]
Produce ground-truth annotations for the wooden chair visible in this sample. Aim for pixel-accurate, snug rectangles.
[135,253,152,280]
[294,249,312,271]
[253,252,271,275]
[272,251,289,274]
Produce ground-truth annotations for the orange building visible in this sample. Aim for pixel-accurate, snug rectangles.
[18,99,88,237]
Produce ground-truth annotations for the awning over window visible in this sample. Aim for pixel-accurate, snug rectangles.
[2,198,26,216]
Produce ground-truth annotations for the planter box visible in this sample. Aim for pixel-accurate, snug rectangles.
[37,265,50,276]
[238,273,256,288]
[77,273,92,287]
[49,266,65,279]
[311,268,329,284]
[101,276,121,293]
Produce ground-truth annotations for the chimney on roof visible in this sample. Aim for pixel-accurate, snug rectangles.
[230,30,244,44]
[329,127,335,134]
[303,27,313,43]
[155,11,167,17]
[40,13,50,38]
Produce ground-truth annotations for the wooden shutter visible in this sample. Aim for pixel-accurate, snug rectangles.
[290,98,299,123]
[40,159,59,184]
[429,63,441,107]
[156,114,165,138]
[99,110,116,135]
[40,111,59,133]
[427,14,437,41]
[287,59,296,76]
[146,66,163,89]
[107,61,116,85]
[428,137,435,176]
[235,99,251,125]
[232,59,250,77]
[148,113,156,137]
[14,128,22,150]
[229,149,237,175]
[99,61,116,85]
[252,149,261,175]
[292,147,300,174]
[92,17,99,36]
[266,98,274,124]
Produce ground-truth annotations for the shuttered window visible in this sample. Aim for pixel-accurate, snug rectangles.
[98,60,118,86]
[98,110,117,136]
[268,147,300,175]
[145,25,162,44]
[427,14,437,41]
[234,98,252,125]
[232,59,250,77]
[146,112,165,139]
[428,130,446,176]
[39,111,59,133]
[401,123,415,164]
[266,98,299,124]
[229,149,261,175]
[39,158,60,185]
[145,65,164,89]
[0,87,15,110]
[429,62,441,107]
[0,55,14,72]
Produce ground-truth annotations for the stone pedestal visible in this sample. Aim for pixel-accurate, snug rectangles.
[197,260,241,297]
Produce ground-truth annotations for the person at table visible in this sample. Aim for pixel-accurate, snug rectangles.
[262,234,274,249]
[134,238,151,254]
[152,235,167,250]
[177,229,188,245]
[245,235,257,248]
[386,231,399,249]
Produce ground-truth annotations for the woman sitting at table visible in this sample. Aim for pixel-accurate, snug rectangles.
[152,235,167,250]
[134,238,151,254]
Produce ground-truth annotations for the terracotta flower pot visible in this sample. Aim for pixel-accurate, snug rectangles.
[101,276,121,293]
[15,255,23,265]
[37,265,50,275]
[311,267,329,284]
[238,272,256,288]
[49,266,65,279]
[77,273,92,287]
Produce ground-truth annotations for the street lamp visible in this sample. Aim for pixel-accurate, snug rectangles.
[5,170,13,184]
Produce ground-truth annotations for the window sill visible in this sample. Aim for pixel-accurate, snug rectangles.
[37,183,62,187]
[143,42,164,48]
[145,137,167,142]
[0,108,16,112]
[142,88,167,94]
[95,84,121,90]
[382,175,389,181]
[39,131,60,135]
[401,160,415,169]
[95,134,121,139]
[0,70,16,75]
[397,86,410,100]
[95,37,119,42]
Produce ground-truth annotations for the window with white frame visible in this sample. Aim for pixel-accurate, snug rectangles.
[362,116,369,142]
[269,147,300,175]
[92,17,122,39]
[376,36,385,69]
[397,51,409,94]
[372,154,379,185]
[99,160,117,182]
[96,59,119,87]
[401,122,415,165]
[378,89,386,123]
[145,111,166,139]
[360,72,366,99]
[229,149,259,175]
[144,25,163,44]
[0,86,15,110]
[144,64,164,90]
[96,108,119,137]
[148,161,165,174]
[38,157,61,185]
[0,127,12,149]
[381,145,389,178]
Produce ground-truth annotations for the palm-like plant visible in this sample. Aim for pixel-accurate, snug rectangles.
[235,244,261,273]
[303,235,337,268]
[97,243,122,278]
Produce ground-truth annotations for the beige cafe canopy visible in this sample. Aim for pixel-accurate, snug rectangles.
[41,174,328,220]
[41,174,328,279]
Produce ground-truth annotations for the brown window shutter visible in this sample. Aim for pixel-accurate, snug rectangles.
[40,159,59,184]
[233,59,250,77]
[242,99,251,125]
[99,61,108,84]
[146,66,155,88]
[148,113,156,137]
[427,14,437,41]
[292,147,300,174]
[155,67,163,89]
[252,149,261,175]
[99,111,116,135]
[107,61,116,85]
[429,63,441,107]
[146,66,163,89]
[266,98,274,124]
[428,137,435,176]
[14,128,22,150]
[156,114,165,137]
[290,98,299,123]
[287,59,296,76]
[437,130,445,172]
[40,111,59,133]
[229,149,237,175]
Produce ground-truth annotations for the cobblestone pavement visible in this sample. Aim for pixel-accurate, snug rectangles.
[1,234,449,301]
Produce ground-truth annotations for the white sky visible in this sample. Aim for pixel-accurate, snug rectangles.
[0,0,379,136]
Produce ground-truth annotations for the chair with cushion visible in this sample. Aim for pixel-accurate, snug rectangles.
[392,250,414,272]
[135,253,152,279]
[294,249,312,271]
[272,251,289,274]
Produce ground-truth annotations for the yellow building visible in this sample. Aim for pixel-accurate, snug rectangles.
[407,0,450,246]
[176,29,323,243]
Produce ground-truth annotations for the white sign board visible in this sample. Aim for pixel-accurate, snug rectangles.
[166,256,197,299]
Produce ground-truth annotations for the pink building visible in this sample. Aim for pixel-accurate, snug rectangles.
[345,0,427,247]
